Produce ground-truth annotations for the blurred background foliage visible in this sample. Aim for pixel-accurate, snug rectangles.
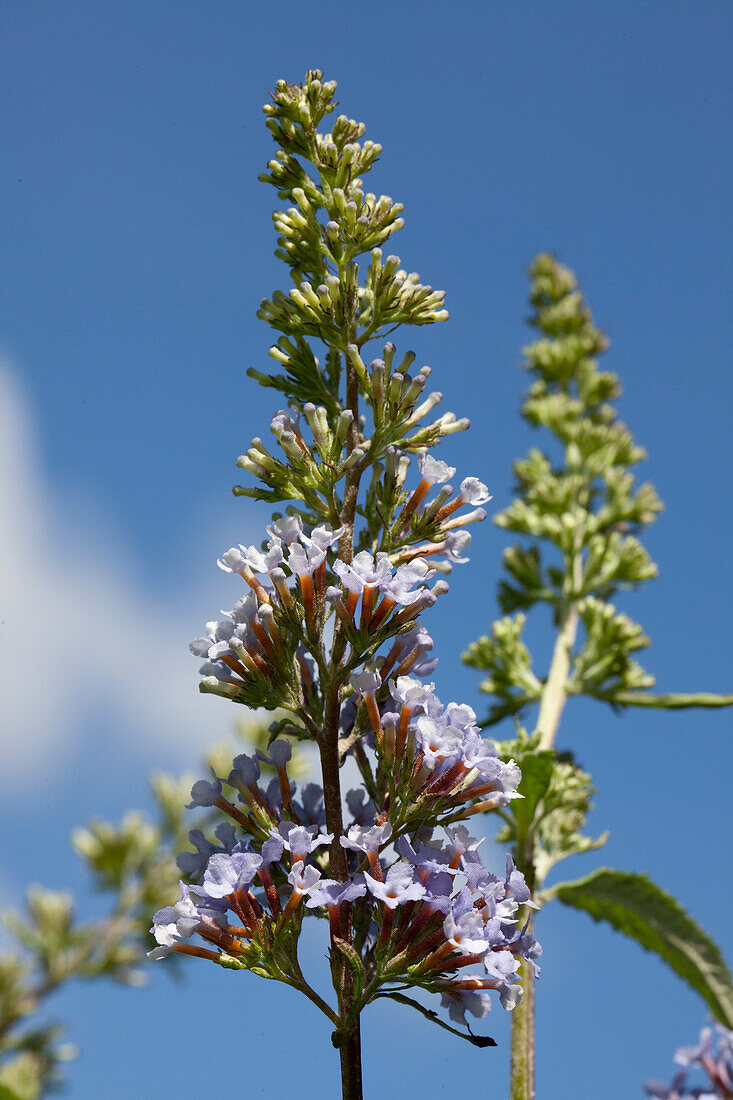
[0,720,306,1099]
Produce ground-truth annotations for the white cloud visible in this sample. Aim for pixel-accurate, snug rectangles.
[0,361,261,790]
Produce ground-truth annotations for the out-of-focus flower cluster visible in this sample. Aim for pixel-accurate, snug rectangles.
[644,1025,733,1099]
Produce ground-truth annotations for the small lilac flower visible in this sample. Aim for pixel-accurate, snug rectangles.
[338,695,359,738]
[483,948,520,984]
[276,822,333,860]
[267,516,303,544]
[293,783,328,826]
[442,530,472,563]
[443,825,483,865]
[443,701,477,730]
[217,546,253,574]
[498,982,523,1011]
[674,1028,714,1069]
[305,876,368,909]
[440,988,492,1026]
[381,559,434,605]
[396,835,452,877]
[494,758,523,796]
[287,541,326,578]
[444,907,491,955]
[177,829,220,877]
[200,851,263,899]
[334,550,393,594]
[150,882,201,955]
[229,752,261,789]
[364,861,426,909]
[504,855,535,907]
[287,860,323,896]
[391,675,436,710]
[186,770,222,809]
[460,729,500,773]
[221,543,281,575]
[301,523,344,551]
[421,871,455,913]
[295,643,318,685]
[345,788,375,826]
[382,625,438,680]
[643,1073,689,1099]
[418,452,456,485]
[480,881,518,927]
[350,670,381,696]
[177,823,239,878]
[260,835,285,867]
[256,738,292,768]
[189,619,235,662]
[198,660,238,685]
[341,822,392,855]
[509,924,542,978]
[458,477,492,506]
[263,775,283,812]
[226,592,260,626]
[463,860,499,894]
[412,650,439,677]
[715,1024,733,1064]
[415,715,462,769]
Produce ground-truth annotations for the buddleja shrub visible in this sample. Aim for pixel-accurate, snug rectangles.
[149,72,539,1099]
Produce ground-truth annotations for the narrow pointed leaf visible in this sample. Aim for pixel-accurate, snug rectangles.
[373,991,496,1047]
[593,690,733,710]
[550,868,733,1027]
[512,751,554,835]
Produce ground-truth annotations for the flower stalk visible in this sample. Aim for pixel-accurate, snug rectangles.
[465,253,733,1098]
[150,70,539,1100]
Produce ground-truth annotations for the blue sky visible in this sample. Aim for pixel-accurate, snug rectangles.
[1,2,731,1097]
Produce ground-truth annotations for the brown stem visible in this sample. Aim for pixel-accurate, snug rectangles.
[338,1015,364,1100]
[321,337,365,1100]
[320,682,364,1100]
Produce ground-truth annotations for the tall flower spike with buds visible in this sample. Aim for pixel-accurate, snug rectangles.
[153,71,537,1100]
[463,255,733,1098]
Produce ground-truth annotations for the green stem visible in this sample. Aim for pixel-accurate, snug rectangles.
[536,604,579,752]
[511,598,578,1096]
[510,948,536,1100]
[289,973,340,1026]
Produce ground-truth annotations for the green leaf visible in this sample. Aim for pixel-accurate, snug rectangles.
[550,868,733,1028]
[512,751,554,833]
[592,690,733,710]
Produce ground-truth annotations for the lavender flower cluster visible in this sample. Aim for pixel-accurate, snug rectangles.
[189,452,489,691]
[349,672,521,825]
[154,439,540,1033]
[645,1026,733,1099]
[151,735,540,1022]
